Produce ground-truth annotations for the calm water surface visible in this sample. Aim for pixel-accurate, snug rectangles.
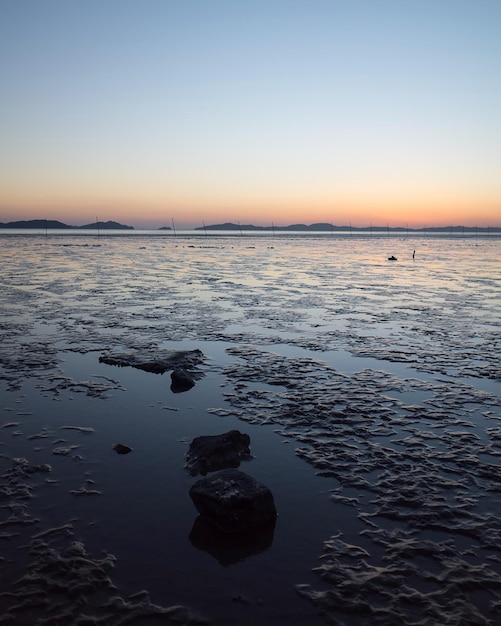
[1,233,500,625]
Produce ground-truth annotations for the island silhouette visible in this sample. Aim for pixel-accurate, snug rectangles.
[0,220,498,233]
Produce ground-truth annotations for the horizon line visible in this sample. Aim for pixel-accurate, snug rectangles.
[1,218,500,231]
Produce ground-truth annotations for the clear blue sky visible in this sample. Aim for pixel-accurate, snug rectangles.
[1,0,500,227]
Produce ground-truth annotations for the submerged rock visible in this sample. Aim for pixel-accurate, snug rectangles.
[171,368,195,393]
[99,349,204,375]
[189,469,277,534]
[185,430,251,475]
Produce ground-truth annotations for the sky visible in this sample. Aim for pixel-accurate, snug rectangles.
[1,0,500,229]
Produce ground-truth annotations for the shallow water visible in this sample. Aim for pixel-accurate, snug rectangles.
[0,233,500,625]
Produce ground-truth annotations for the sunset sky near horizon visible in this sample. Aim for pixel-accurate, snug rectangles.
[1,0,500,229]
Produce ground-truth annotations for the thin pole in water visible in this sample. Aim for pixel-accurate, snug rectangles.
[45,218,48,238]
[272,221,275,237]
[238,221,242,237]
[203,220,207,236]
[96,217,100,237]
[171,218,176,237]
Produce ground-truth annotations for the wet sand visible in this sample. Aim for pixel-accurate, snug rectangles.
[1,233,500,624]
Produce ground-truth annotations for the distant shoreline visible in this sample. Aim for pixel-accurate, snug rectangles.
[192,222,501,233]
[0,219,135,230]
[1,219,500,233]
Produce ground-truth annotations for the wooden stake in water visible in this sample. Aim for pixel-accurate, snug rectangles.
[238,221,242,237]
[96,217,100,237]
[203,220,208,236]
[45,218,48,238]
[171,218,176,237]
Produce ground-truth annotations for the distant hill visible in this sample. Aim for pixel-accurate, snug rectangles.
[0,219,134,230]
[195,222,265,231]
[79,220,134,230]
[194,222,363,231]
[195,222,500,232]
[0,219,72,229]
[194,222,376,232]
[1,219,499,232]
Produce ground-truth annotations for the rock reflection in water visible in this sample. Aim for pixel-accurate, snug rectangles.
[189,515,276,567]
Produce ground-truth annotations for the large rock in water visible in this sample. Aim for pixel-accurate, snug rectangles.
[99,349,204,374]
[189,469,277,534]
[185,430,251,475]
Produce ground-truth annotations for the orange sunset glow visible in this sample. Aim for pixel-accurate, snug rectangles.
[1,2,500,229]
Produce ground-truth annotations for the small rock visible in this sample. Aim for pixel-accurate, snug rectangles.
[185,430,251,475]
[232,593,250,604]
[113,443,132,455]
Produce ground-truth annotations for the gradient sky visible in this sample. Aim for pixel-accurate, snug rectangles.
[1,0,500,228]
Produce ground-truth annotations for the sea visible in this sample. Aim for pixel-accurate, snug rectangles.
[0,230,500,625]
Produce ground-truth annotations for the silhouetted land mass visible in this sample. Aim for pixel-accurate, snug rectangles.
[0,220,499,232]
[0,219,71,229]
[79,221,133,230]
[0,219,134,229]
[195,222,500,232]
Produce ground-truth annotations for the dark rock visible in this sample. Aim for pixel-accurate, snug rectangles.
[189,469,277,534]
[99,349,204,375]
[170,368,195,393]
[388,255,398,261]
[113,443,132,455]
[25,463,52,474]
[185,430,251,476]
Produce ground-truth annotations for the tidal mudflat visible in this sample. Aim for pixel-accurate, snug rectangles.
[1,232,500,625]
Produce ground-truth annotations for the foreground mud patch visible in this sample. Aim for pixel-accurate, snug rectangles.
[0,456,208,625]
[219,346,501,625]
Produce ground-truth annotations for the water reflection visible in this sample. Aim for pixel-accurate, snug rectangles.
[189,515,276,566]
[0,233,499,626]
